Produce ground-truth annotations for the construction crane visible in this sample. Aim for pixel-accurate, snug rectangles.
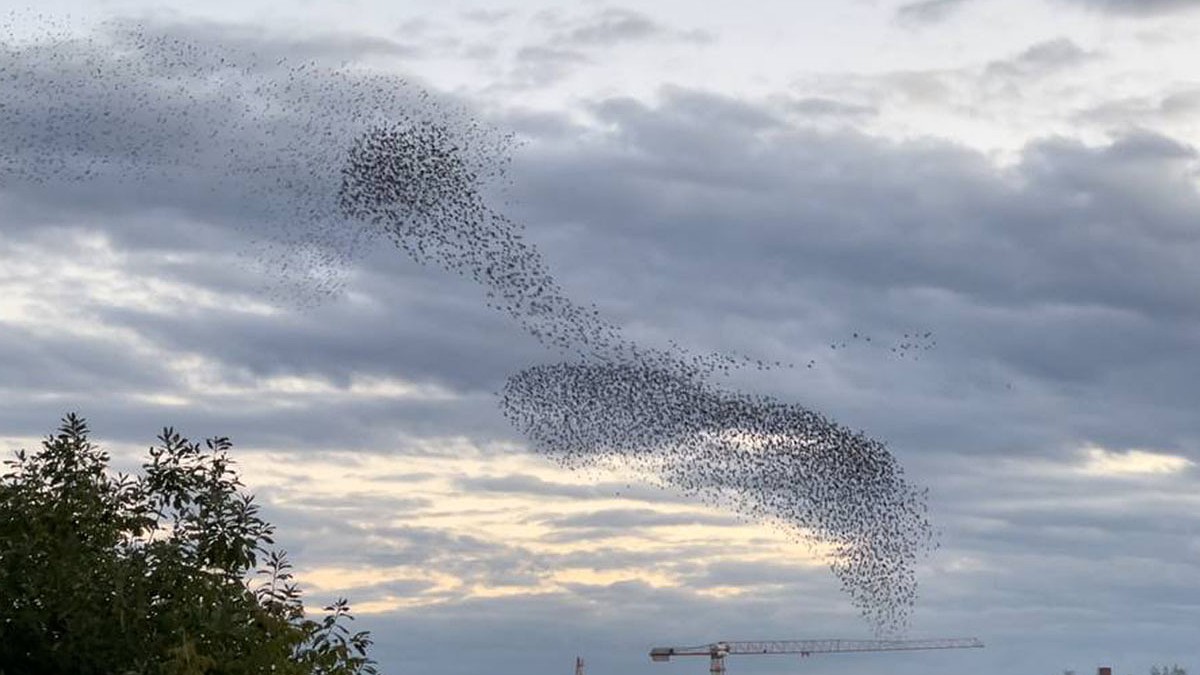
[649,637,984,675]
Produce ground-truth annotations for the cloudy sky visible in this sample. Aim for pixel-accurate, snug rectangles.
[4,0,1200,674]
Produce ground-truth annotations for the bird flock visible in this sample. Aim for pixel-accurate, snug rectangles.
[338,121,936,630]
[829,330,938,360]
[1,21,934,632]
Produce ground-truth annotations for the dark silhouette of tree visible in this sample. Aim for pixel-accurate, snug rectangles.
[0,413,378,675]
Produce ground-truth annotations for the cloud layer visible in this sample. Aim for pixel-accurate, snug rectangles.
[3,9,1200,675]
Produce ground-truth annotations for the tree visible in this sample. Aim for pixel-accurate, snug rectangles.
[0,413,378,675]
[1151,666,1187,675]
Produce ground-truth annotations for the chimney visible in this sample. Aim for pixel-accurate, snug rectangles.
[1099,667,1112,675]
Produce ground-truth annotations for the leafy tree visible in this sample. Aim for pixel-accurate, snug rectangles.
[0,414,379,675]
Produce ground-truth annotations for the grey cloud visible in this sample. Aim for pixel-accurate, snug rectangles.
[461,44,499,61]
[144,19,425,61]
[0,323,175,397]
[537,519,736,545]
[359,526,551,588]
[895,0,973,25]
[826,39,1096,118]
[93,278,539,392]
[1077,88,1200,128]
[366,471,440,483]
[461,9,515,24]
[566,9,664,45]
[876,70,953,105]
[1098,129,1196,160]
[532,91,1200,328]
[555,8,710,48]
[685,560,828,588]
[489,8,710,90]
[457,474,685,504]
[904,453,1200,633]
[0,258,537,449]
[637,87,782,131]
[16,392,508,454]
[510,45,593,87]
[274,493,433,513]
[548,546,715,571]
[1054,0,1200,15]
[1159,89,1200,115]
[517,46,589,64]
[788,96,878,119]
[538,527,638,543]
[502,107,580,139]
[344,578,439,598]
[984,38,1095,79]
[262,510,553,590]
[543,508,741,529]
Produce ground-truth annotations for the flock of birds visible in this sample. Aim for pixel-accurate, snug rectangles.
[2,21,935,632]
[828,331,938,360]
[499,362,933,629]
[339,122,936,629]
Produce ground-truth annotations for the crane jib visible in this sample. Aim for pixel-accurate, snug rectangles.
[649,637,984,664]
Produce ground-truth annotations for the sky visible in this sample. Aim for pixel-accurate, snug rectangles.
[3,0,1200,674]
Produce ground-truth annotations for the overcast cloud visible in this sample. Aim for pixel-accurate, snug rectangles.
[1059,0,1200,15]
[3,3,1200,675]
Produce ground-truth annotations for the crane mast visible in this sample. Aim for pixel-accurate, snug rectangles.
[650,637,983,675]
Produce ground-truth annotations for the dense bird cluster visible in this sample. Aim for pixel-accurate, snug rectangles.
[337,121,627,361]
[2,22,934,633]
[499,362,933,630]
[337,103,935,635]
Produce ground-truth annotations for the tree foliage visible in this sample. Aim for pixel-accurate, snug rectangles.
[0,414,379,675]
